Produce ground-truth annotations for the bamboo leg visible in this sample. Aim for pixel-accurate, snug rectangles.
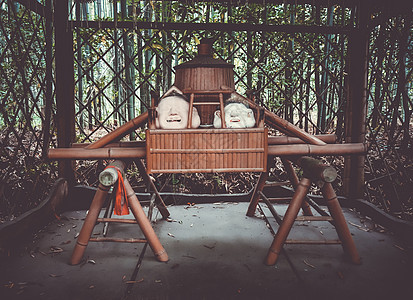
[282,158,313,216]
[70,184,109,265]
[265,178,312,266]
[136,159,170,219]
[246,156,274,217]
[322,183,361,264]
[124,179,169,262]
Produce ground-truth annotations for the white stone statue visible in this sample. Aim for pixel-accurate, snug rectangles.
[156,86,201,129]
[213,102,256,129]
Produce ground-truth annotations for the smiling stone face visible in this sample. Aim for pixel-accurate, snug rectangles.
[213,102,255,129]
[156,95,201,129]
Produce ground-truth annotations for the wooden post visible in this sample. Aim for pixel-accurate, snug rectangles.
[54,0,75,183]
[343,3,369,199]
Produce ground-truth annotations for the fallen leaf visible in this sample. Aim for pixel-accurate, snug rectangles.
[87,259,96,264]
[126,279,144,284]
[49,274,62,278]
[167,233,175,238]
[303,259,316,269]
[394,244,405,251]
[203,243,216,250]
[49,246,63,254]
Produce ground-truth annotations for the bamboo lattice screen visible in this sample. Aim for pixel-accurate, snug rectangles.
[0,0,412,219]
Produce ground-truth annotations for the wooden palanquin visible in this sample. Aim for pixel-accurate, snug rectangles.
[146,128,268,173]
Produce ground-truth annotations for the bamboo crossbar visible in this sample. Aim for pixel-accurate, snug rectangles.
[284,239,342,245]
[97,218,138,224]
[48,143,364,160]
[48,147,146,159]
[89,237,147,243]
[182,89,233,95]
[262,197,293,202]
[68,134,336,149]
[294,216,334,221]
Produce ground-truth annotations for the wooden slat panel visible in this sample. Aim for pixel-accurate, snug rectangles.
[146,128,267,173]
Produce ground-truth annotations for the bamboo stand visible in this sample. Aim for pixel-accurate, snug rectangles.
[264,157,361,266]
[69,160,168,265]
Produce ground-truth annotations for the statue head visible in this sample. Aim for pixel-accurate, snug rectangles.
[213,102,255,129]
[156,87,201,129]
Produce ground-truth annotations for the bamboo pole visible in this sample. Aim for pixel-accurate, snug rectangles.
[246,157,274,217]
[48,147,146,159]
[268,143,365,156]
[85,111,148,149]
[295,156,337,183]
[70,184,110,265]
[49,142,364,160]
[70,134,335,149]
[343,2,369,199]
[265,178,312,266]
[322,183,361,264]
[281,158,313,216]
[268,134,336,145]
[124,178,169,262]
[135,159,170,219]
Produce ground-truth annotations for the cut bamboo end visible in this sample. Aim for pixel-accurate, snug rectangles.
[155,248,169,262]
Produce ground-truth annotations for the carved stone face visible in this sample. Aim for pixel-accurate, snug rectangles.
[213,102,255,128]
[156,96,201,129]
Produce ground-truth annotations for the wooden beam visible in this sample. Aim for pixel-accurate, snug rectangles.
[54,0,75,183]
